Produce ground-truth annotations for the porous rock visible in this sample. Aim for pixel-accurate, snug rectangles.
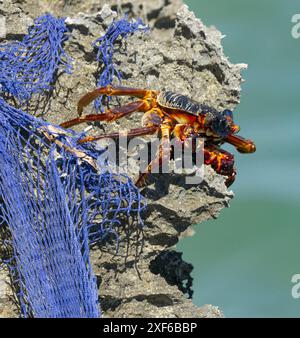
[0,267,17,317]
[0,0,247,318]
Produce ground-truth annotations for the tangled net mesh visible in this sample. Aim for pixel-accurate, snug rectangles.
[0,14,72,103]
[93,16,149,112]
[0,13,146,318]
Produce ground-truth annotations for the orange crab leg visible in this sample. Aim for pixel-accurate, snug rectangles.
[204,145,236,186]
[77,126,159,144]
[60,100,151,129]
[135,123,171,187]
[204,145,234,174]
[225,134,256,153]
[77,85,158,115]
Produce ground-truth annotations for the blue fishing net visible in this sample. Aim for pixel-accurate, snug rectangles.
[0,13,146,318]
[0,99,144,317]
[93,17,149,111]
[0,14,72,103]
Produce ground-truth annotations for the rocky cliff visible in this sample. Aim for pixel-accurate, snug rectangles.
[0,0,247,318]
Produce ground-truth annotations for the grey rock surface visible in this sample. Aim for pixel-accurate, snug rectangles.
[0,267,17,318]
[0,1,34,40]
[0,0,247,318]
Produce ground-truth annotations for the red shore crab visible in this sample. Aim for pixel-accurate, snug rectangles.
[60,85,256,187]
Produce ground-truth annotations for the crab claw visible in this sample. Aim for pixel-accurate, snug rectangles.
[231,124,240,134]
[226,134,256,153]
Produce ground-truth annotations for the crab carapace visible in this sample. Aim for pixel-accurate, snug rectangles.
[60,85,256,187]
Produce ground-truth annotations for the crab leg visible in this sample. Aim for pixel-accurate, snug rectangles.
[225,134,256,153]
[135,124,171,187]
[77,126,159,144]
[204,144,236,186]
[77,85,157,115]
[60,100,151,129]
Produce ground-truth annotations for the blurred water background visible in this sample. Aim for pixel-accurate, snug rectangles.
[178,0,300,317]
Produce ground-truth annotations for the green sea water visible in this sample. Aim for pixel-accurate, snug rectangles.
[178,0,300,317]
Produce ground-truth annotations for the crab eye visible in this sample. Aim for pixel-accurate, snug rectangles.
[222,109,233,119]
[211,115,231,137]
